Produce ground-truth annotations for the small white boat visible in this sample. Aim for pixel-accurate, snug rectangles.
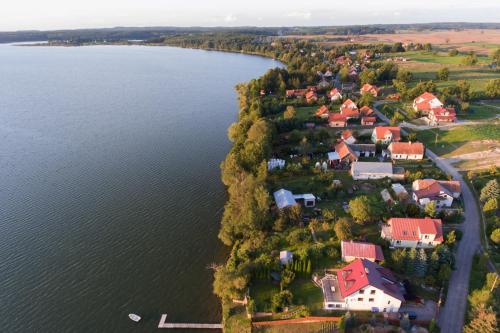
[128,313,141,322]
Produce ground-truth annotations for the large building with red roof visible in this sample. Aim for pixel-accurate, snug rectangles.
[341,240,384,262]
[381,217,444,248]
[319,259,404,312]
[387,142,425,160]
[360,83,380,97]
[340,99,359,118]
[413,92,443,114]
[412,179,462,207]
[428,107,457,125]
[328,113,347,127]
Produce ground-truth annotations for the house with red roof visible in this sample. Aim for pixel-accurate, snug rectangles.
[319,259,404,312]
[335,141,358,163]
[359,105,375,117]
[306,90,318,103]
[340,99,359,119]
[329,113,347,127]
[341,240,384,262]
[387,142,425,160]
[360,83,380,97]
[412,179,462,207]
[316,105,330,118]
[341,130,356,145]
[371,127,401,144]
[361,117,376,126]
[428,107,457,125]
[286,89,307,98]
[328,88,343,102]
[413,92,443,114]
[381,218,444,248]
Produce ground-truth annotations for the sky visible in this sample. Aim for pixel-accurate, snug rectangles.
[1,0,499,31]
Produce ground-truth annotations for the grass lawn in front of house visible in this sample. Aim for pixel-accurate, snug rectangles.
[250,280,280,312]
[459,103,500,120]
[289,278,324,314]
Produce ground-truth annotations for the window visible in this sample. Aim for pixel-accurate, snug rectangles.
[370,290,376,295]
[369,298,374,302]
[359,289,365,294]
[387,300,391,304]
[358,298,363,302]
[424,235,429,239]
[396,240,401,244]
[335,304,341,308]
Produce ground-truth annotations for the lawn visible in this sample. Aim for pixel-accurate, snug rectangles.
[251,280,280,312]
[273,106,317,123]
[289,278,324,313]
[459,103,500,120]
[415,124,500,156]
[253,321,337,333]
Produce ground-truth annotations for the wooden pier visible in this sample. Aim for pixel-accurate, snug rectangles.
[158,314,223,329]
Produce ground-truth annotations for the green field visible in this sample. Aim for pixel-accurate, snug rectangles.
[416,124,500,156]
[460,103,500,120]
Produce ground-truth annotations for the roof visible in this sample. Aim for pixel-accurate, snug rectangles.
[391,183,408,195]
[341,130,353,140]
[316,105,329,117]
[361,83,379,93]
[329,88,341,96]
[386,218,443,241]
[341,240,384,261]
[361,116,377,123]
[340,99,358,111]
[413,179,461,199]
[373,126,401,141]
[273,189,297,209]
[351,162,393,176]
[388,142,425,155]
[336,259,404,300]
[328,151,340,161]
[329,113,347,123]
[430,107,457,121]
[335,141,356,161]
[359,105,374,116]
[381,189,394,203]
[413,92,443,111]
[306,91,317,99]
[350,144,376,152]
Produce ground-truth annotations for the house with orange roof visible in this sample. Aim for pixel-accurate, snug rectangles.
[286,89,307,98]
[306,90,318,103]
[359,105,375,117]
[413,92,443,114]
[341,130,356,145]
[316,105,330,118]
[328,113,347,127]
[341,240,384,262]
[381,217,444,248]
[335,141,358,163]
[328,88,343,102]
[340,99,359,119]
[319,259,404,311]
[371,127,401,144]
[361,117,376,126]
[360,83,380,97]
[412,179,461,207]
[387,142,425,160]
[428,107,457,125]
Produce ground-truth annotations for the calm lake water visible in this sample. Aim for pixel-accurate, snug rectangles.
[0,44,280,332]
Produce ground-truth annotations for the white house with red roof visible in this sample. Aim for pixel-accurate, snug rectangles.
[341,240,384,262]
[412,179,462,207]
[316,105,330,118]
[360,83,380,97]
[387,142,425,160]
[328,88,343,102]
[381,218,444,248]
[329,113,347,127]
[340,99,359,118]
[428,107,457,125]
[319,259,404,312]
[371,127,401,144]
[413,92,443,114]
[341,130,357,145]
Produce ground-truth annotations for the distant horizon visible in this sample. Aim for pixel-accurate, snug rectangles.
[2,21,500,34]
[1,0,499,31]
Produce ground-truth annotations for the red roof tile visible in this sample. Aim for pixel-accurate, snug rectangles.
[329,113,347,122]
[335,141,356,161]
[341,240,384,261]
[316,105,329,117]
[386,218,443,242]
[373,126,401,141]
[388,142,425,155]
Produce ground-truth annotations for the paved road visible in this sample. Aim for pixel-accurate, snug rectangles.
[425,150,481,333]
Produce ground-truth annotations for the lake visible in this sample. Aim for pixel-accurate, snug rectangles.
[0,44,280,332]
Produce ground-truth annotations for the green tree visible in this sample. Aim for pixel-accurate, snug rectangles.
[391,248,407,273]
[490,228,500,244]
[464,305,498,333]
[334,217,354,241]
[480,179,499,202]
[462,52,478,66]
[271,290,293,312]
[448,49,459,56]
[438,264,452,282]
[483,198,498,214]
[423,43,432,52]
[415,248,428,277]
[396,69,412,83]
[485,79,500,98]
[359,93,375,107]
[406,247,418,276]
[492,48,500,65]
[446,230,457,247]
[428,250,440,276]
[339,66,350,83]
[359,69,376,85]
[349,195,383,223]
[456,80,471,101]
[280,269,295,291]
[425,201,437,218]
[284,105,296,119]
[437,67,450,81]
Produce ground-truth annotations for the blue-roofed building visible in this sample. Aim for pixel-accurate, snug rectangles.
[273,189,297,209]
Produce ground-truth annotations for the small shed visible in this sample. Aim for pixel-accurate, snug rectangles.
[280,251,293,265]
[293,193,316,207]
[392,183,409,200]
[268,158,285,171]
[273,189,297,209]
[380,189,394,204]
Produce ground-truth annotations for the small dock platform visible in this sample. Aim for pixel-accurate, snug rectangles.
[158,314,223,329]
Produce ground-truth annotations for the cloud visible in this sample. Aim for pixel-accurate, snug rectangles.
[393,12,401,16]
[286,11,312,20]
[224,14,237,22]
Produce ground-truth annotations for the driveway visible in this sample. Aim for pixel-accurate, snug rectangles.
[400,300,437,322]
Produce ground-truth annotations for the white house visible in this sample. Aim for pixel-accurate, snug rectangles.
[320,259,404,312]
[381,217,444,248]
[412,179,461,208]
[387,142,425,160]
[351,162,404,181]
[372,127,401,145]
[413,92,443,114]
